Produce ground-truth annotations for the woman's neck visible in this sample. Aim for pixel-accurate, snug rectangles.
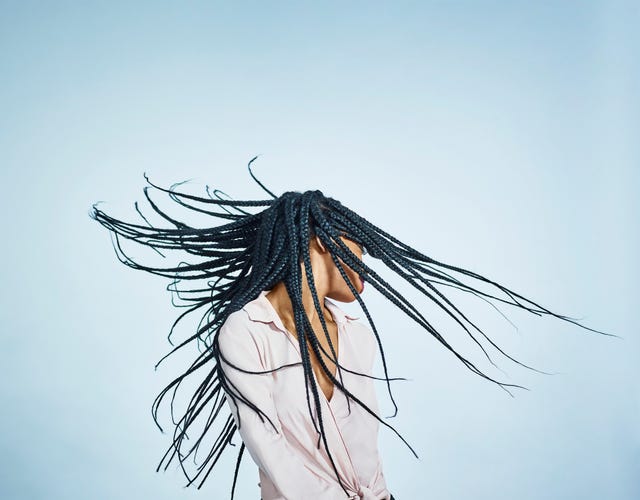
[265,281,334,332]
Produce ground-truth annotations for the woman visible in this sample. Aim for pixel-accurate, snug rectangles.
[89,159,613,499]
[217,232,393,499]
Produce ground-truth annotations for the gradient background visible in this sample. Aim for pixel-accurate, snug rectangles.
[1,1,638,499]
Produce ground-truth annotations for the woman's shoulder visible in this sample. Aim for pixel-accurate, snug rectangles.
[217,309,272,367]
[219,308,252,333]
[344,319,378,369]
[217,308,266,350]
[345,318,375,342]
[217,302,283,346]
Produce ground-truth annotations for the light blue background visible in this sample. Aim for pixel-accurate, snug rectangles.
[1,1,638,499]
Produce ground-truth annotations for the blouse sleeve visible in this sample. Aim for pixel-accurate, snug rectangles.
[361,323,392,500]
[217,313,347,500]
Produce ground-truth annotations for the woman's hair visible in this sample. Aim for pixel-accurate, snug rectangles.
[88,157,615,498]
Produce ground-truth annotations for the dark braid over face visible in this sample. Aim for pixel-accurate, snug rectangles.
[89,160,616,498]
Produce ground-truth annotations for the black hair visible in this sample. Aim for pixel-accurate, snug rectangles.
[88,157,617,498]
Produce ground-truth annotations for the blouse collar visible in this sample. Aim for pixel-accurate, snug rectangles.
[243,290,359,329]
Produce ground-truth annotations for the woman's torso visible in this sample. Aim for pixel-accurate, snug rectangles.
[238,290,390,499]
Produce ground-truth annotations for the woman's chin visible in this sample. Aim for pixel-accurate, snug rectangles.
[329,289,359,303]
[328,277,365,302]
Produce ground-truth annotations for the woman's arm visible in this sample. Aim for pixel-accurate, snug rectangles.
[217,314,346,500]
[360,323,392,500]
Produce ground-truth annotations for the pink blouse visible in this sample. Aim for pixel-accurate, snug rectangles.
[218,290,391,500]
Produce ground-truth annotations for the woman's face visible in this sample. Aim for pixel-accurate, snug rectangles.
[326,235,365,302]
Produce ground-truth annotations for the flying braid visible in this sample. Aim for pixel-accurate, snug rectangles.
[88,159,617,498]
